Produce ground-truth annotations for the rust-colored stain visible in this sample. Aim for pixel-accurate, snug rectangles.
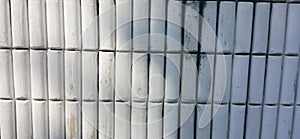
[68,114,76,138]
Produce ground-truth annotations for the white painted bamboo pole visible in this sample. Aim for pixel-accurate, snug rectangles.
[99,51,115,101]
[133,0,149,51]
[82,101,97,139]
[196,104,211,139]
[82,0,98,50]
[217,1,235,53]
[269,3,287,54]
[82,51,98,101]
[231,55,249,104]
[149,53,164,102]
[280,56,298,105]
[65,51,81,100]
[228,105,245,139]
[32,101,48,138]
[181,54,197,102]
[248,56,266,104]
[211,104,228,139]
[132,53,148,101]
[198,54,214,103]
[16,100,32,139]
[49,101,65,138]
[252,3,270,54]
[184,1,200,51]
[150,0,166,51]
[264,56,282,104]
[245,105,262,139]
[115,52,131,101]
[48,50,64,100]
[0,100,16,139]
[147,102,163,139]
[163,103,179,139]
[13,50,31,99]
[115,102,131,139]
[285,4,300,55]
[200,1,217,53]
[131,102,147,139]
[276,105,294,139]
[30,50,48,99]
[213,55,232,103]
[46,0,64,49]
[28,0,47,48]
[234,2,253,53]
[167,0,183,52]
[99,0,116,50]
[99,102,114,139]
[0,0,11,48]
[179,103,195,139]
[298,60,300,105]
[292,106,300,138]
[165,54,180,102]
[116,0,132,51]
[0,50,13,98]
[64,0,81,50]
[65,101,81,138]
[11,0,29,48]
[260,105,277,139]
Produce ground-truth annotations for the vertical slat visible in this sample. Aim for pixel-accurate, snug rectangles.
[149,53,164,102]
[150,0,166,51]
[260,105,277,139]
[32,101,48,138]
[99,0,116,50]
[133,0,149,51]
[13,50,31,99]
[235,2,253,53]
[212,104,228,139]
[82,101,97,139]
[81,0,98,50]
[99,102,114,139]
[285,4,300,55]
[179,103,195,139]
[30,50,48,99]
[276,106,293,139]
[64,0,81,49]
[217,1,235,53]
[131,102,147,139]
[184,1,200,51]
[228,105,245,139]
[0,100,16,139]
[181,54,197,102]
[252,3,270,53]
[28,0,47,48]
[65,101,81,138]
[198,54,214,103]
[196,104,211,139]
[46,0,64,49]
[163,103,179,139]
[49,101,65,138]
[292,106,300,139]
[115,102,131,139]
[11,0,29,48]
[16,100,32,139]
[165,54,181,102]
[115,52,131,101]
[65,51,81,100]
[0,50,13,98]
[48,50,64,100]
[82,51,98,101]
[132,53,148,101]
[269,3,287,54]
[0,0,11,47]
[99,52,115,101]
[116,0,132,51]
[245,105,262,139]
[147,102,163,139]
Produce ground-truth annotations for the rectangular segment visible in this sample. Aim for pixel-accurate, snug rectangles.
[131,102,147,139]
[196,104,212,139]
[115,102,131,139]
[0,50,13,98]
[64,0,81,49]
[261,105,277,139]
[181,54,197,102]
[65,51,81,100]
[198,54,214,103]
[0,0,11,47]
[285,4,300,55]
[252,3,270,53]
[165,53,181,102]
[163,103,179,139]
[228,105,246,139]
[150,0,166,51]
[82,101,97,139]
[132,53,148,101]
[0,100,16,139]
[276,105,294,139]
[99,102,114,139]
[65,101,81,138]
[180,103,195,139]
[99,0,116,50]
[49,101,65,138]
[115,52,131,101]
[48,50,64,100]
[32,101,48,138]
[82,51,98,100]
[292,106,300,139]
[11,0,29,48]
[149,53,164,102]
[30,50,48,99]
[184,1,200,51]
[99,52,115,101]
[147,102,163,139]
[28,0,47,48]
[212,104,228,139]
[46,0,64,49]
[133,0,149,51]
[116,0,132,51]
[245,105,262,139]
[13,50,31,99]
[16,100,32,139]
